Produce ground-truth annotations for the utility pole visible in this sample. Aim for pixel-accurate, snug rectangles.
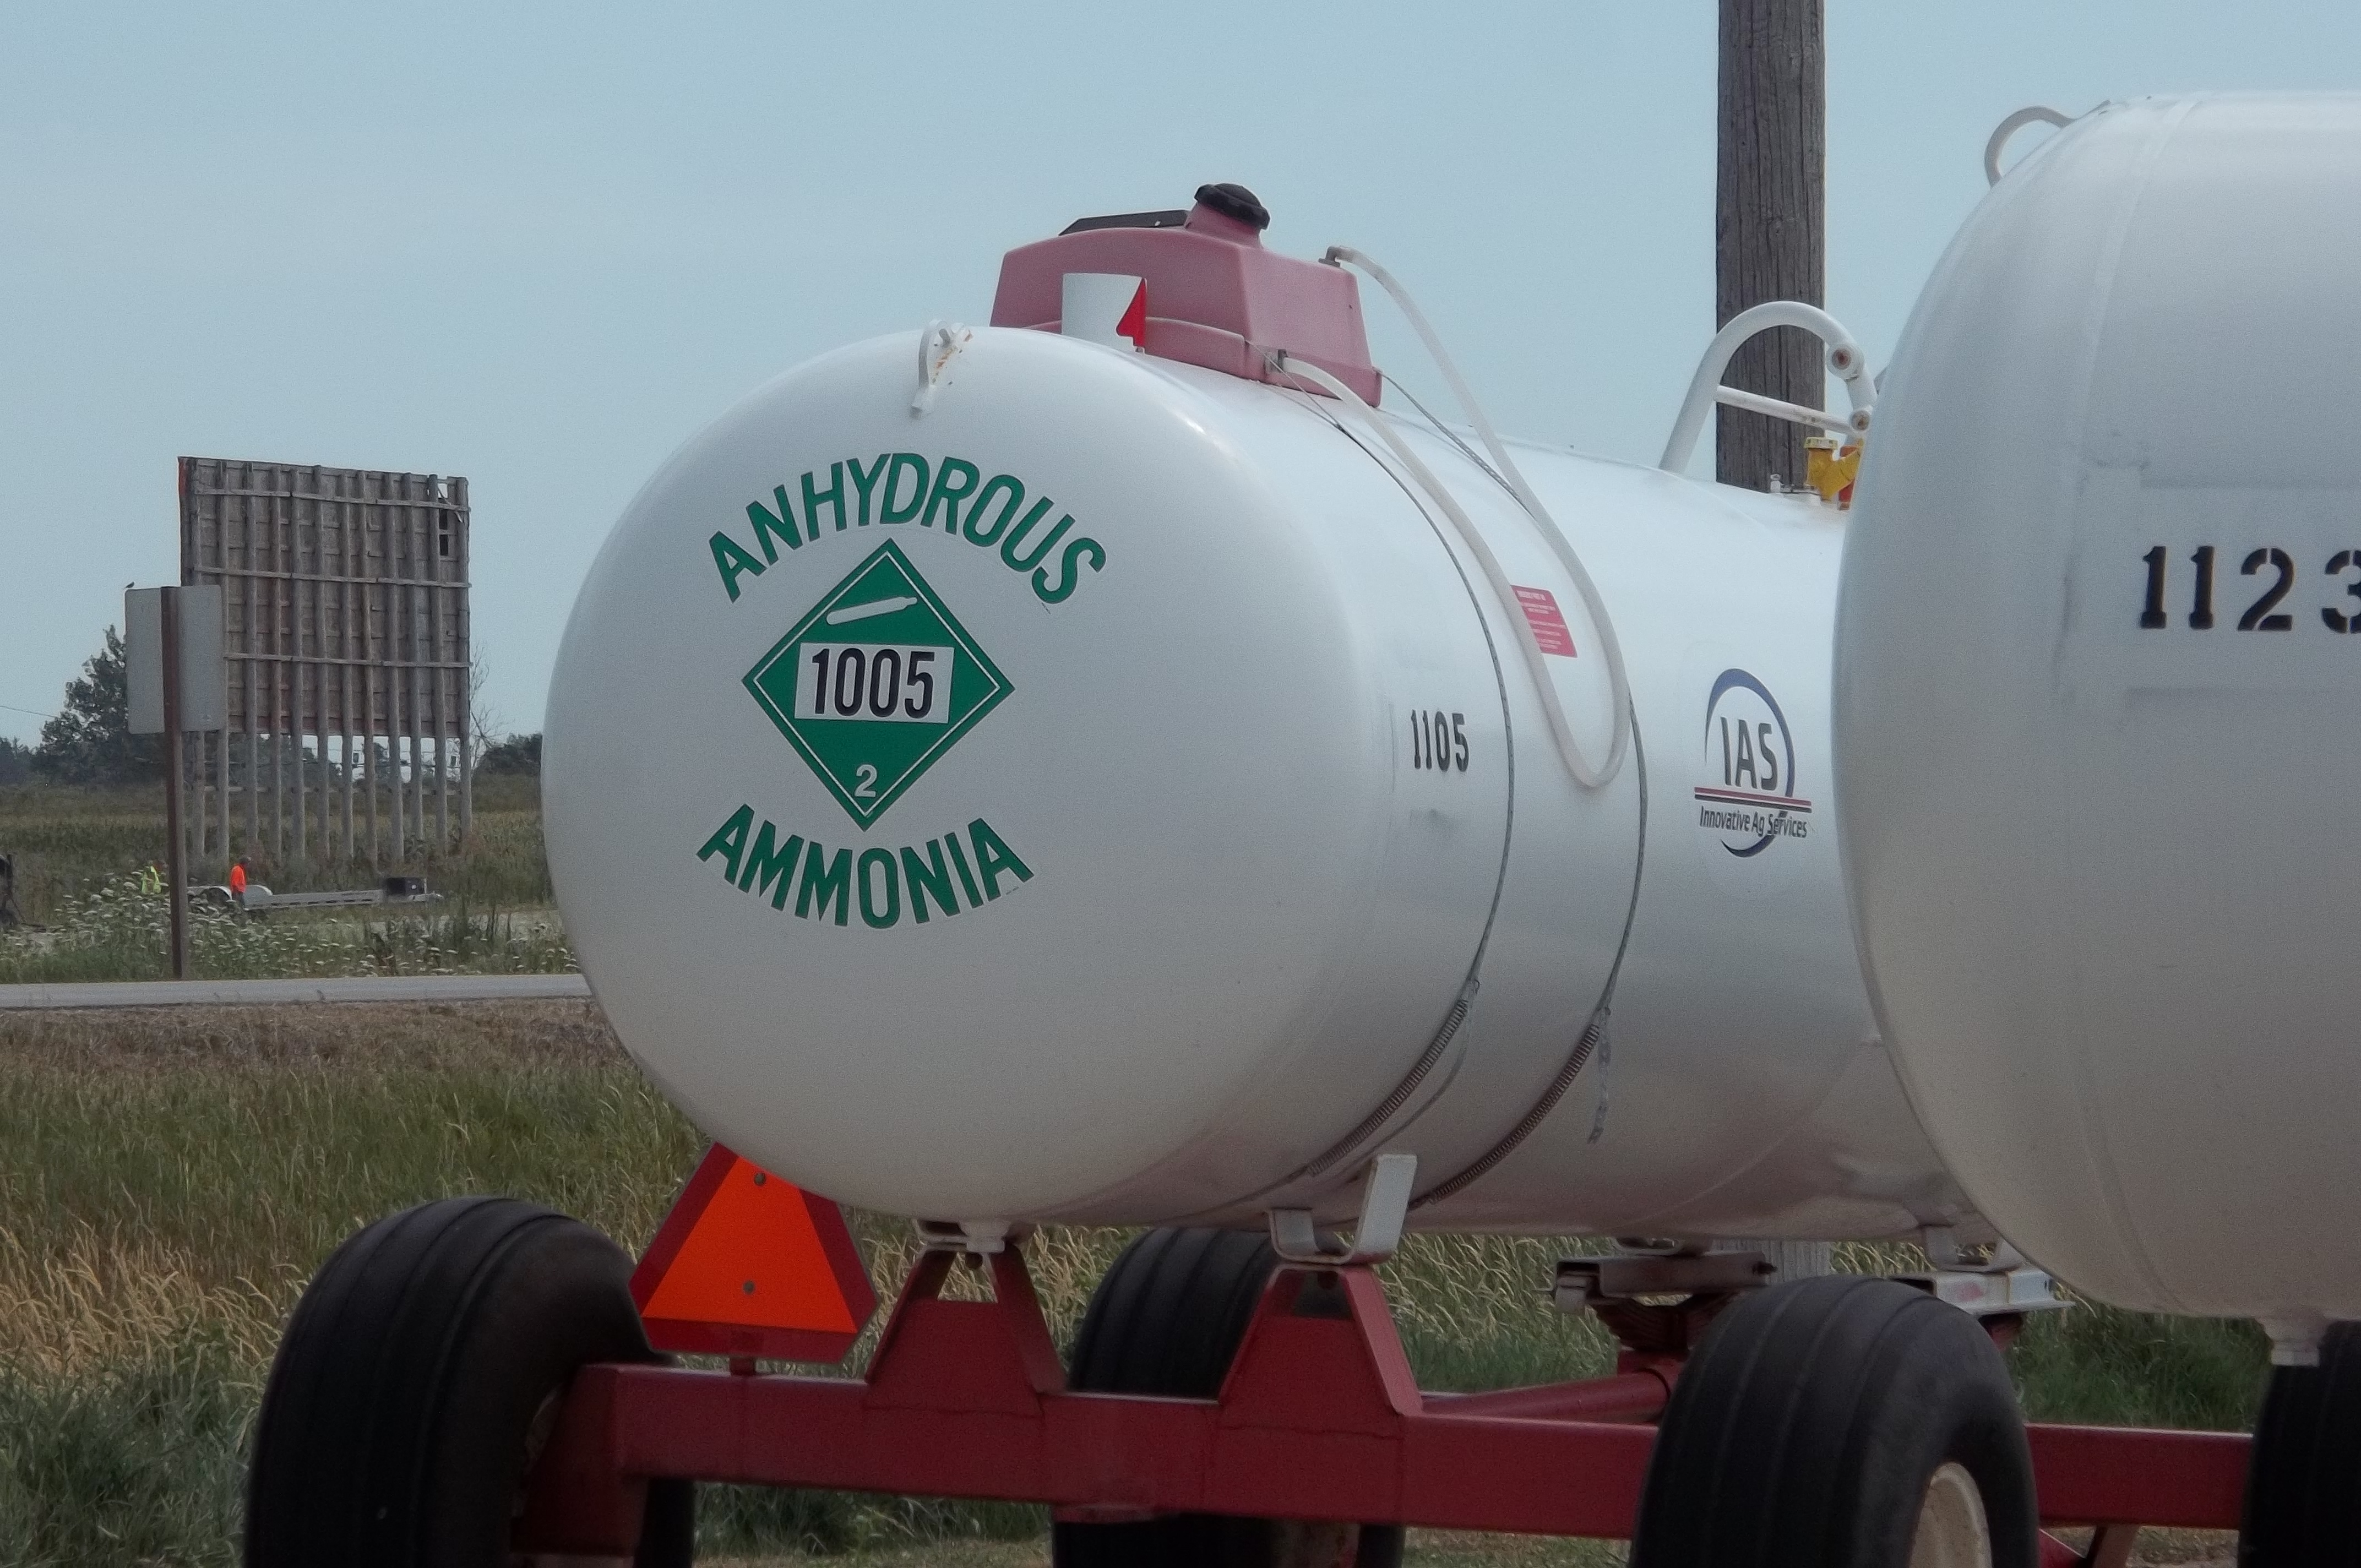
[1716,0,1825,493]
[1717,0,1834,1281]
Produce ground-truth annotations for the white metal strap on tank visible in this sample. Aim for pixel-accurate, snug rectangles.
[1285,974,1479,1186]
[1657,301,1875,475]
[1268,1152,1418,1267]
[1413,722,1649,1208]
[1275,351,1630,792]
[1984,106,2073,187]
[1312,248,1634,791]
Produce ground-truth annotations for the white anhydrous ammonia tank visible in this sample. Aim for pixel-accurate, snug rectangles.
[550,194,1973,1240]
[1838,96,2361,1332]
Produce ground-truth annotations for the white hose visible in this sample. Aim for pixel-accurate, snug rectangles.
[1277,352,1628,792]
[1296,247,1633,790]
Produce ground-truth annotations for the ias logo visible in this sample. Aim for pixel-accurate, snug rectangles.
[1696,669,1812,857]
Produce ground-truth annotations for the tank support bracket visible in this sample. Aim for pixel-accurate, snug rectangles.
[1553,1249,1775,1308]
[1267,1152,1417,1266]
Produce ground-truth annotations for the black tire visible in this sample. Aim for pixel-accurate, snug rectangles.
[1052,1227,1405,1568]
[2240,1320,2361,1565]
[1631,1275,2036,1568]
[244,1195,693,1568]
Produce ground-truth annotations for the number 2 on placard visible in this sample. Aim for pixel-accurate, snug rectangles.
[853,764,878,799]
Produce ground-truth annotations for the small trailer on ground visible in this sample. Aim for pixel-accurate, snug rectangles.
[193,874,437,915]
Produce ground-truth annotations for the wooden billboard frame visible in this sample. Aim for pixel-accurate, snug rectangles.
[178,457,471,869]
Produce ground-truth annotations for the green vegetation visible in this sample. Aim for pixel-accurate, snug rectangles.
[24,627,161,791]
[1,773,552,918]
[0,878,574,985]
[0,776,558,979]
[0,1003,689,1566]
[474,731,542,776]
[4,616,553,921]
[0,786,172,928]
[2009,1296,2268,1431]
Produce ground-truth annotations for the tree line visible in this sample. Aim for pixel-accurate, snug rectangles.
[4,627,542,787]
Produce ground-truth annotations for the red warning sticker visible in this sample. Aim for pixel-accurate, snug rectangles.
[1514,586,1578,657]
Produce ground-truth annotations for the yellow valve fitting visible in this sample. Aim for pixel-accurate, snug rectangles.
[1805,435,1863,509]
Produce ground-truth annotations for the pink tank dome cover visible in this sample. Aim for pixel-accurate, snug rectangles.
[990,193,1381,404]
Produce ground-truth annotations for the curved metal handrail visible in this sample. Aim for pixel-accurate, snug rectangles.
[1984,105,2073,187]
[1659,301,1874,475]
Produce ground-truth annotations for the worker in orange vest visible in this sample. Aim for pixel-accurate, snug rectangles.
[229,858,248,900]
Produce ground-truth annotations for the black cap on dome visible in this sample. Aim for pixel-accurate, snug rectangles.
[1194,183,1270,232]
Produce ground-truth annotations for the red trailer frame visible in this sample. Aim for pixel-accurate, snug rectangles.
[515,1196,2249,1567]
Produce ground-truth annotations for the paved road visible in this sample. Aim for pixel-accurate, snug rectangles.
[0,973,593,1010]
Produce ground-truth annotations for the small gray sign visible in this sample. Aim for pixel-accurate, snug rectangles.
[126,585,226,733]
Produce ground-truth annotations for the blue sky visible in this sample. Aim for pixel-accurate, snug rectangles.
[6,2,2359,743]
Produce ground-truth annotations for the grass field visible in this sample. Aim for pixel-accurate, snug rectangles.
[0,1000,2265,1566]
[0,777,567,984]
[0,774,552,922]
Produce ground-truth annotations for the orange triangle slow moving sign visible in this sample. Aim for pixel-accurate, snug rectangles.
[630,1145,877,1361]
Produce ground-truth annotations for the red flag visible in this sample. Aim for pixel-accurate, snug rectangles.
[1117,281,1147,349]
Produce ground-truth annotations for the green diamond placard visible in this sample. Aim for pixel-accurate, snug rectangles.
[743,541,1012,827]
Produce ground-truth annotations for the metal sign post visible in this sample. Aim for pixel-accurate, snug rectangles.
[162,589,186,976]
[128,584,225,978]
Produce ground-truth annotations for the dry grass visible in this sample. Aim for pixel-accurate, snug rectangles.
[0,1001,699,1564]
[0,1001,688,1376]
